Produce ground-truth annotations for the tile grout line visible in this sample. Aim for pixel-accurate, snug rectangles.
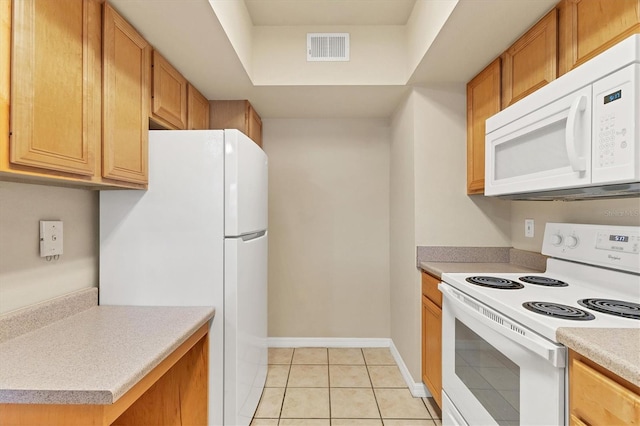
[363,347,385,423]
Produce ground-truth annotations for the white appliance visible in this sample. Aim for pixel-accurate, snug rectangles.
[439,223,640,425]
[99,129,268,426]
[485,34,640,200]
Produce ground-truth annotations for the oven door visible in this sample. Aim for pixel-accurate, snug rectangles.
[439,283,566,426]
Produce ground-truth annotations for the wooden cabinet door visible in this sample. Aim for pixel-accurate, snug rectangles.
[466,58,501,195]
[569,350,640,425]
[0,0,9,161]
[10,0,101,176]
[151,50,187,130]
[422,295,442,408]
[187,84,210,130]
[102,3,151,185]
[502,8,558,107]
[558,0,640,75]
[247,103,263,147]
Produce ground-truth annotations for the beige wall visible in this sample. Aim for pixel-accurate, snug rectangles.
[390,86,512,383]
[263,118,391,338]
[0,182,97,314]
[511,198,640,252]
[389,91,419,379]
[252,25,407,85]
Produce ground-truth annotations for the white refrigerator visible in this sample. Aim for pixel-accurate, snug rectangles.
[99,129,268,426]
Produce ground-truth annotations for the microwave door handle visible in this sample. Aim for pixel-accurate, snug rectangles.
[565,95,587,172]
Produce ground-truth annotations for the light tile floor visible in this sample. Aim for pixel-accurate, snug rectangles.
[251,347,442,426]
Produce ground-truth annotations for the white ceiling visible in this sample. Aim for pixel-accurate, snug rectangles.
[244,0,418,26]
[109,0,558,119]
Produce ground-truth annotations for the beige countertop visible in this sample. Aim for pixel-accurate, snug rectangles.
[420,261,541,278]
[557,328,640,387]
[0,305,214,405]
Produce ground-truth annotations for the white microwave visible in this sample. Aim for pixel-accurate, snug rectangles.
[485,34,640,200]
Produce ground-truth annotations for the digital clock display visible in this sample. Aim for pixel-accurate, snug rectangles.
[604,90,622,104]
[609,234,629,242]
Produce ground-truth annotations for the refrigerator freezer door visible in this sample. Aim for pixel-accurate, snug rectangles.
[224,232,268,426]
[225,129,268,237]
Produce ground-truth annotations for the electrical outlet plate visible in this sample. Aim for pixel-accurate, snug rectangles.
[525,219,534,238]
[40,220,63,257]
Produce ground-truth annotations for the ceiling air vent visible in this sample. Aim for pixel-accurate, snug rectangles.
[307,33,350,62]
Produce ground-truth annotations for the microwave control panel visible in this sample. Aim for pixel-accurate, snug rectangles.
[591,63,639,182]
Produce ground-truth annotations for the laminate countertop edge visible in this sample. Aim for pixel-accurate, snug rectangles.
[557,327,640,387]
[0,305,215,404]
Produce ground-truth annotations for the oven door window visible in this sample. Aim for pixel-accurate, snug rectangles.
[455,319,520,426]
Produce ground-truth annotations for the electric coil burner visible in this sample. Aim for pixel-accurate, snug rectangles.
[465,276,524,289]
[522,301,596,320]
[578,298,640,320]
[519,276,568,287]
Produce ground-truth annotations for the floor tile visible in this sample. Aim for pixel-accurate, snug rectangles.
[254,388,285,418]
[363,348,396,365]
[269,348,294,365]
[422,397,442,420]
[281,388,330,418]
[383,420,436,426]
[368,365,406,388]
[330,365,371,388]
[250,419,278,426]
[330,388,380,418]
[279,420,330,425]
[332,420,383,425]
[375,388,430,419]
[434,420,442,426]
[329,348,365,364]
[288,364,329,387]
[265,364,290,387]
[292,347,328,364]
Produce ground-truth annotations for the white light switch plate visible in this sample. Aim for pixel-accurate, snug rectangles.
[40,220,63,257]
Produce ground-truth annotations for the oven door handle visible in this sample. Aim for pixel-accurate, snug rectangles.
[440,284,566,368]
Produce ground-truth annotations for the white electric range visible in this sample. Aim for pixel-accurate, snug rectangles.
[438,223,639,426]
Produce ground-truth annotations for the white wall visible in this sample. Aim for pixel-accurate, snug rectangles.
[0,182,97,314]
[390,86,511,383]
[263,118,391,338]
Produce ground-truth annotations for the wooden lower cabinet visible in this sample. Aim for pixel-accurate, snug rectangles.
[0,325,209,426]
[421,272,442,408]
[210,100,263,147]
[569,349,640,426]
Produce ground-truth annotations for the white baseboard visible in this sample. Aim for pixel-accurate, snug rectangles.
[267,337,391,348]
[267,337,430,398]
[388,341,430,398]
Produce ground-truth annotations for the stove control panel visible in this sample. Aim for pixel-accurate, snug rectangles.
[596,231,639,254]
[543,223,640,273]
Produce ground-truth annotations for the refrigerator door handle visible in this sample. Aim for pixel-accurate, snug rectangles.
[241,230,266,241]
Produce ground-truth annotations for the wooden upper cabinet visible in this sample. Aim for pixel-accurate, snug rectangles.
[102,3,151,186]
[466,58,501,195]
[9,0,101,177]
[151,50,187,130]
[187,84,210,130]
[210,100,263,147]
[0,0,9,161]
[502,8,558,108]
[558,0,640,75]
